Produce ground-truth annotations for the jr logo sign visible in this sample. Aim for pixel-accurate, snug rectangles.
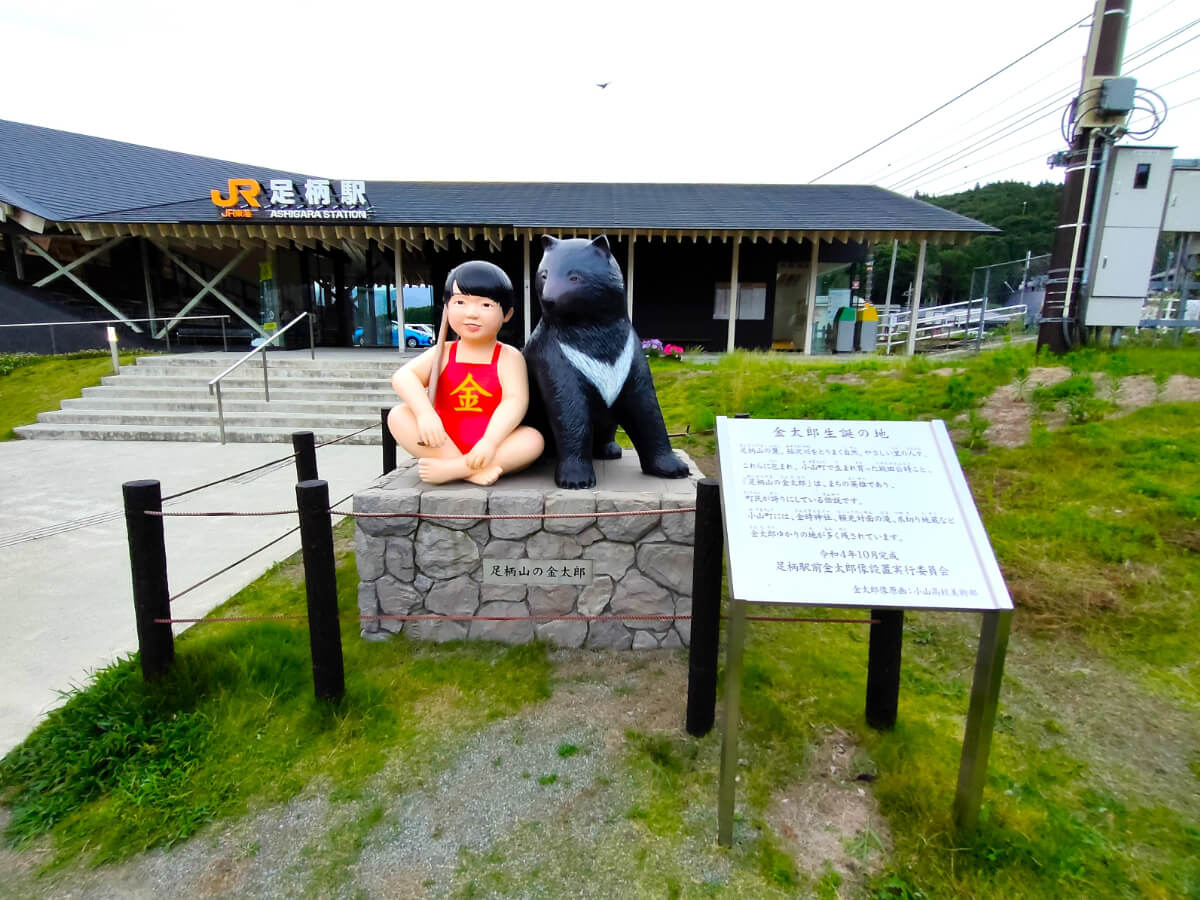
[210,176,371,220]
[210,178,262,208]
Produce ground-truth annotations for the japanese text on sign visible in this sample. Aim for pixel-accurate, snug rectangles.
[715,417,1011,612]
[482,559,594,586]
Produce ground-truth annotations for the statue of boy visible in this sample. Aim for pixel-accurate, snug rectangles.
[388,261,544,485]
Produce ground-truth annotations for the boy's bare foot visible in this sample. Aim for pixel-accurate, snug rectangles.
[465,465,504,486]
[417,457,465,484]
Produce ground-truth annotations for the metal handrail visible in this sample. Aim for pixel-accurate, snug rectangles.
[0,315,234,353]
[207,312,316,444]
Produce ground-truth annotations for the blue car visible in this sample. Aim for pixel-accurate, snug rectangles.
[354,323,434,348]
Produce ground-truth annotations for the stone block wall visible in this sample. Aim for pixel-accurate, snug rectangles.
[353,456,698,649]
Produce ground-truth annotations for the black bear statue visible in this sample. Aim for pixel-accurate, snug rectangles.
[523,235,691,489]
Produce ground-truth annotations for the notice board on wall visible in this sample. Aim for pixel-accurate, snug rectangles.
[715,417,1012,613]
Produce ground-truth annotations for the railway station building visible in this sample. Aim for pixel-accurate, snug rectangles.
[0,119,996,355]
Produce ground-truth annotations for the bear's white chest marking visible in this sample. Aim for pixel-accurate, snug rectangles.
[557,331,636,408]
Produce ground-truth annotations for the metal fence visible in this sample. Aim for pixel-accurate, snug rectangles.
[968,253,1051,307]
[878,299,1028,354]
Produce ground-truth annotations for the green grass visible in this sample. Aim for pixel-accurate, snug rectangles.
[0,523,553,868]
[2,339,1199,897]
[0,351,141,440]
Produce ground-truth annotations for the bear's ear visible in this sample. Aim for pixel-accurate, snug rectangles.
[590,235,612,257]
[540,235,559,250]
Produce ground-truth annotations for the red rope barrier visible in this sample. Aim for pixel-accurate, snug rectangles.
[153,613,877,626]
[155,614,308,624]
[154,612,689,625]
[147,506,697,520]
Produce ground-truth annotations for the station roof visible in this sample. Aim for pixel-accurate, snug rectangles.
[1,119,998,250]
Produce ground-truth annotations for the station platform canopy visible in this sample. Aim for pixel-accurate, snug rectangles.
[1,119,997,251]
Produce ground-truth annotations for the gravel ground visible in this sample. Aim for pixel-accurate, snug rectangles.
[0,650,740,899]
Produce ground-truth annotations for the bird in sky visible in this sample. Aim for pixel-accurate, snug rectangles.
[596,82,610,89]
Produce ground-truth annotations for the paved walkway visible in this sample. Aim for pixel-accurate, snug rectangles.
[0,439,383,756]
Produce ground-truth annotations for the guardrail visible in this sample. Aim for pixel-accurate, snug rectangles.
[207,312,315,444]
[0,314,234,353]
[879,300,1027,354]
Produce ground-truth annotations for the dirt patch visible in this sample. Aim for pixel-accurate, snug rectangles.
[931,367,966,377]
[764,727,890,892]
[982,368,1200,448]
[0,808,49,888]
[353,650,692,896]
[1163,373,1200,403]
[0,653,695,900]
[825,373,866,385]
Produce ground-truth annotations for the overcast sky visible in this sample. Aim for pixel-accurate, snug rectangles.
[3,0,1197,196]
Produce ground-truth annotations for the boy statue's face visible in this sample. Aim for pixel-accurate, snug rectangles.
[448,282,512,340]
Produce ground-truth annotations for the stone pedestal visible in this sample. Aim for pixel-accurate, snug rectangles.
[353,452,699,649]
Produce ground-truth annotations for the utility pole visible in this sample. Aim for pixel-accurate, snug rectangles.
[1037,0,1131,355]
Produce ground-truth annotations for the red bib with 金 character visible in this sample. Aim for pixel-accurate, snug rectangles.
[434,342,503,454]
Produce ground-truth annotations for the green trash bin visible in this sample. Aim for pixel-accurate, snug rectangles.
[834,305,857,353]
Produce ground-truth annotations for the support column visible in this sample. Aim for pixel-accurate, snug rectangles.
[141,239,166,350]
[626,235,636,320]
[803,238,819,356]
[1173,234,1192,345]
[726,235,742,353]
[8,232,24,281]
[523,234,532,345]
[905,239,928,356]
[884,239,898,309]
[393,242,405,355]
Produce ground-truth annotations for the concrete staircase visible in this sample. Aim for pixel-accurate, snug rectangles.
[14,352,410,443]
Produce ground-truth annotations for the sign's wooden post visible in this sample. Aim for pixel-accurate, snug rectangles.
[954,609,1013,831]
[712,416,1014,844]
[716,597,748,847]
[866,608,904,730]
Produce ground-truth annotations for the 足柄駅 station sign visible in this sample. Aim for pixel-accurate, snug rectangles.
[209,177,371,221]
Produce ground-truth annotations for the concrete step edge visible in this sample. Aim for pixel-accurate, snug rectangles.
[14,423,383,444]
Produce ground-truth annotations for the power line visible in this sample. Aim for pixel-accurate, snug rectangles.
[1123,16,1200,64]
[867,82,1076,186]
[896,127,1062,196]
[884,91,1073,192]
[1127,30,1200,75]
[1153,64,1200,91]
[883,25,1196,193]
[874,19,1194,189]
[1130,0,1184,29]
[808,13,1089,183]
[936,150,1058,196]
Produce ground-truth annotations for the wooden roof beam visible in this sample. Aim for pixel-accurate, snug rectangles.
[426,227,449,252]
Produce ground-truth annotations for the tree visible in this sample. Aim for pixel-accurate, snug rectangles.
[870,181,1062,305]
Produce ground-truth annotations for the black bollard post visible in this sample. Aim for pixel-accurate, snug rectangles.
[122,479,174,680]
[865,608,904,729]
[686,478,723,737]
[381,407,397,475]
[292,431,318,482]
[296,479,345,701]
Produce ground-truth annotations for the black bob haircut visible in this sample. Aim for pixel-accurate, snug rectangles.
[444,261,514,312]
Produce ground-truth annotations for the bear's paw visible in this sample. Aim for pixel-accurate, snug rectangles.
[556,457,597,490]
[643,452,690,479]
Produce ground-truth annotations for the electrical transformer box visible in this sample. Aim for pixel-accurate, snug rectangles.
[1161,163,1200,233]
[1084,146,1174,327]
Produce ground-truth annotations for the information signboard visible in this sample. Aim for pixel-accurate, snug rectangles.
[715,416,1012,612]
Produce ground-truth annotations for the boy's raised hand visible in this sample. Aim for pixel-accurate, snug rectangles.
[415,409,448,448]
